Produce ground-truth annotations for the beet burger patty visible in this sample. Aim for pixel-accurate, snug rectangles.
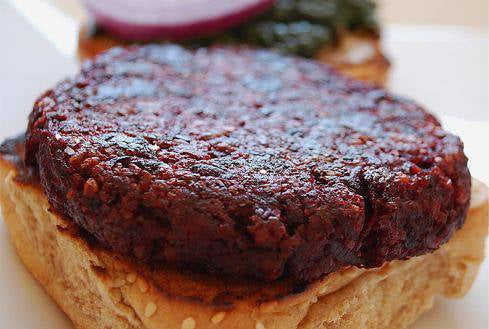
[25,45,470,283]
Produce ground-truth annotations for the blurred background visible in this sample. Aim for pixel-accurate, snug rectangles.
[48,0,489,31]
[378,0,487,30]
[0,1,487,328]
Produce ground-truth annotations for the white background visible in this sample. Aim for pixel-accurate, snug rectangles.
[0,0,487,328]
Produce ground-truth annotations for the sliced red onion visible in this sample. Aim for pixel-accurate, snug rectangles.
[82,0,275,41]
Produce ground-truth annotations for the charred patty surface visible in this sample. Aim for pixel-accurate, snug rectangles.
[25,45,470,282]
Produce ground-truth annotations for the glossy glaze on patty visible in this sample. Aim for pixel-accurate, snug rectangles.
[24,45,471,282]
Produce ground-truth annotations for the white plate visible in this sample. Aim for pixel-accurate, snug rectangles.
[0,1,487,328]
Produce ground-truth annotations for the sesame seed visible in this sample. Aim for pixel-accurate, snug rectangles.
[181,317,196,329]
[138,279,149,293]
[83,178,99,197]
[148,144,160,151]
[319,286,328,295]
[255,321,266,329]
[259,300,278,313]
[259,169,267,174]
[144,302,157,317]
[64,146,75,156]
[111,278,126,288]
[126,272,137,283]
[211,311,226,324]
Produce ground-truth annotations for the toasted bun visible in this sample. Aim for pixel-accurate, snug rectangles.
[78,24,390,86]
[0,157,486,329]
[315,32,390,86]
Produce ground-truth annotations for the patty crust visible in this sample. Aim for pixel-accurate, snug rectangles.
[23,45,471,282]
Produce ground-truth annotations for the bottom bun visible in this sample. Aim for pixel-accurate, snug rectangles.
[0,157,487,329]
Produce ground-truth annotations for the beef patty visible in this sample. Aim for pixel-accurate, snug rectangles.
[23,45,470,282]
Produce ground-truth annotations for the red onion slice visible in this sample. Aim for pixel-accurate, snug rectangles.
[82,0,275,41]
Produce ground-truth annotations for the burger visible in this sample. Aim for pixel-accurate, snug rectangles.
[0,44,486,329]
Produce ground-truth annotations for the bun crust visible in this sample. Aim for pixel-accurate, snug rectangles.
[0,157,486,329]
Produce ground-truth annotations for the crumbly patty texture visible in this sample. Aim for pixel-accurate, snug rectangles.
[24,45,471,283]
